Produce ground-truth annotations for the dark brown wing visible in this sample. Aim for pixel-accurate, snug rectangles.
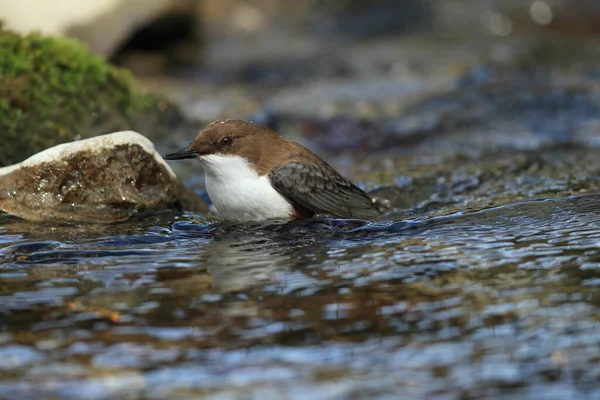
[268,161,380,220]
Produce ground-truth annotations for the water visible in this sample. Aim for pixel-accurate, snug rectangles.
[2,192,600,399]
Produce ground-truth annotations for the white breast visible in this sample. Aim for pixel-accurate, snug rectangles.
[199,154,293,222]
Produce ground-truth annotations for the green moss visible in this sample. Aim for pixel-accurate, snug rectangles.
[0,22,178,166]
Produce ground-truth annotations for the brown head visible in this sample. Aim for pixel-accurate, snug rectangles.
[163,119,321,175]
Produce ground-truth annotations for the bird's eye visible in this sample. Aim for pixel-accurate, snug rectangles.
[219,136,233,147]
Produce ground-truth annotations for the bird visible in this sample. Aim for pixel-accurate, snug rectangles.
[163,119,380,222]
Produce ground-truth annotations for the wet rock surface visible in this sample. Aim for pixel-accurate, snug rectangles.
[0,132,206,223]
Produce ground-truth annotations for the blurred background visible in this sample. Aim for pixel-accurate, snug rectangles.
[3,0,600,130]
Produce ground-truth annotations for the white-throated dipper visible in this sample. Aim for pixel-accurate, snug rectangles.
[163,119,380,222]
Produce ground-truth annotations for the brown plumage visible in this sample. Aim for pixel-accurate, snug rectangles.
[164,119,380,221]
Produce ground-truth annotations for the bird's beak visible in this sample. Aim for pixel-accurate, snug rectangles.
[163,146,199,160]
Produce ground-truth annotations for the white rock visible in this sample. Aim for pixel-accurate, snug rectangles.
[0,131,175,179]
[0,131,206,223]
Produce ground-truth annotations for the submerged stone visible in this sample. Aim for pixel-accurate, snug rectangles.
[0,131,207,223]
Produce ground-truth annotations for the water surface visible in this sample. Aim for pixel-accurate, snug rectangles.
[2,192,600,399]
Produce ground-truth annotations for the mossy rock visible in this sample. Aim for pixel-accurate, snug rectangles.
[0,22,181,167]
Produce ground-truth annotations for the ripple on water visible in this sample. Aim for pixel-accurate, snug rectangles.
[2,194,600,398]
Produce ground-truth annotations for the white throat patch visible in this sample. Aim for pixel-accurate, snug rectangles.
[199,154,293,221]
